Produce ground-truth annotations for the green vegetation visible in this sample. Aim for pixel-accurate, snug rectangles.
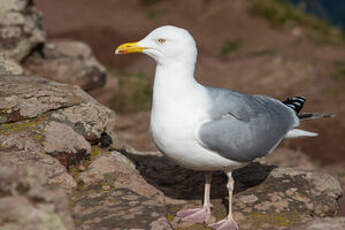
[148,9,167,20]
[324,60,345,95]
[247,48,278,57]
[219,39,242,56]
[331,61,345,82]
[109,69,153,114]
[250,212,304,227]
[248,0,345,45]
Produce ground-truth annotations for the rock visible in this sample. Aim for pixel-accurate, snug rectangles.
[23,40,111,92]
[323,164,345,216]
[0,75,116,171]
[79,151,136,185]
[0,165,75,230]
[0,0,46,61]
[0,54,23,75]
[0,150,77,193]
[119,150,343,230]
[286,217,345,230]
[76,148,166,202]
[71,186,172,230]
[70,149,178,229]
[89,75,119,106]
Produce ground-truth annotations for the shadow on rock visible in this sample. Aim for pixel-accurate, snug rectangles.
[117,149,275,201]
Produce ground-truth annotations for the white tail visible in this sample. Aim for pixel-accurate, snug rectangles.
[285,129,318,138]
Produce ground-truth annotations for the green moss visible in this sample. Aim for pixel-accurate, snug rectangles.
[247,48,278,57]
[248,0,345,46]
[0,109,9,123]
[331,61,345,82]
[248,212,304,227]
[326,60,345,95]
[108,70,153,114]
[103,173,116,188]
[69,145,113,192]
[166,213,174,222]
[0,114,48,141]
[148,9,167,19]
[220,39,242,56]
[90,145,101,161]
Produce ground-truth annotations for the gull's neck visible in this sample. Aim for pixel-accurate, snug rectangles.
[152,60,202,110]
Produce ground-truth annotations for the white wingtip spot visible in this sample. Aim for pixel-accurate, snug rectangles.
[285,129,318,138]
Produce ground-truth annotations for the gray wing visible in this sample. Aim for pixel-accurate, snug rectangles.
[198,87,298,162]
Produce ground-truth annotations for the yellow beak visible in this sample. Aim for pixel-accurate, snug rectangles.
[114,42,147,55]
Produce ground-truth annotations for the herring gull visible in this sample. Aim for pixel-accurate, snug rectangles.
[115,25,333,230]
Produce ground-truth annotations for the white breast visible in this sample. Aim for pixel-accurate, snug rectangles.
[149,63,243,171]
[150,97,242,171]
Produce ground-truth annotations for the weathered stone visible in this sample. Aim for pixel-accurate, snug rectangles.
[71,186,172,230]
[0,165,75,230]
[43,121,91,167]
[79,151,135,185]
[23,40,111,92]
[286,217,345,230]
[0,76,116,170]
[0,0,46,61]
[324,164,345,216]
[120,150,343,230]
[0,150,77,193]
[0,54,23,75]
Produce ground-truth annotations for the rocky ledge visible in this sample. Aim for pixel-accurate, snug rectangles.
[0,73,343,230]
[0,75,117,191]
[23,40,110,93]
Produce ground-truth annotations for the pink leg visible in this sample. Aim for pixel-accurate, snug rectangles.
[209,172,239,230]
[177,172,213,224]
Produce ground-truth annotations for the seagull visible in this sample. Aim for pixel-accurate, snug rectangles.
[115,25,333,230]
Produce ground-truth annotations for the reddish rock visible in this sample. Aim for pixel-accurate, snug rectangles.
[120,150,343,230]
[23,40,111,93]
[0,165,75,230]
[0,76,116,170]
[286,217,345,230]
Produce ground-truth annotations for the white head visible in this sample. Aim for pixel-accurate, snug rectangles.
[115,25,197,66]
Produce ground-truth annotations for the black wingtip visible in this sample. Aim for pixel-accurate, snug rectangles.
[282,96,306,114]
[298,112,336,120]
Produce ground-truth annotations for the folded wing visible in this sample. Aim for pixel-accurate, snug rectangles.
[198,88,299,162]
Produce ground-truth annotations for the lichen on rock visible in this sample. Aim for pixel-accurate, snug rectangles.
[0,54,23,75]
[0,0,46,61]
[0,75,117,172]
[120,151,343,230]
[0,165,75,230]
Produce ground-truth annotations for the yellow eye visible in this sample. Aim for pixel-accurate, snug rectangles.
[158,38,166,44]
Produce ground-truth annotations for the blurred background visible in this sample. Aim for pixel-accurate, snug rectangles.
[35,0,345,166]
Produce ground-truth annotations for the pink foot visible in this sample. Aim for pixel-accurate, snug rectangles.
[177,207,211,224]
[209,218,239,230]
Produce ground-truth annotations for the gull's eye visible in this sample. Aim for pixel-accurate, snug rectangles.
[157,38,166,44]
